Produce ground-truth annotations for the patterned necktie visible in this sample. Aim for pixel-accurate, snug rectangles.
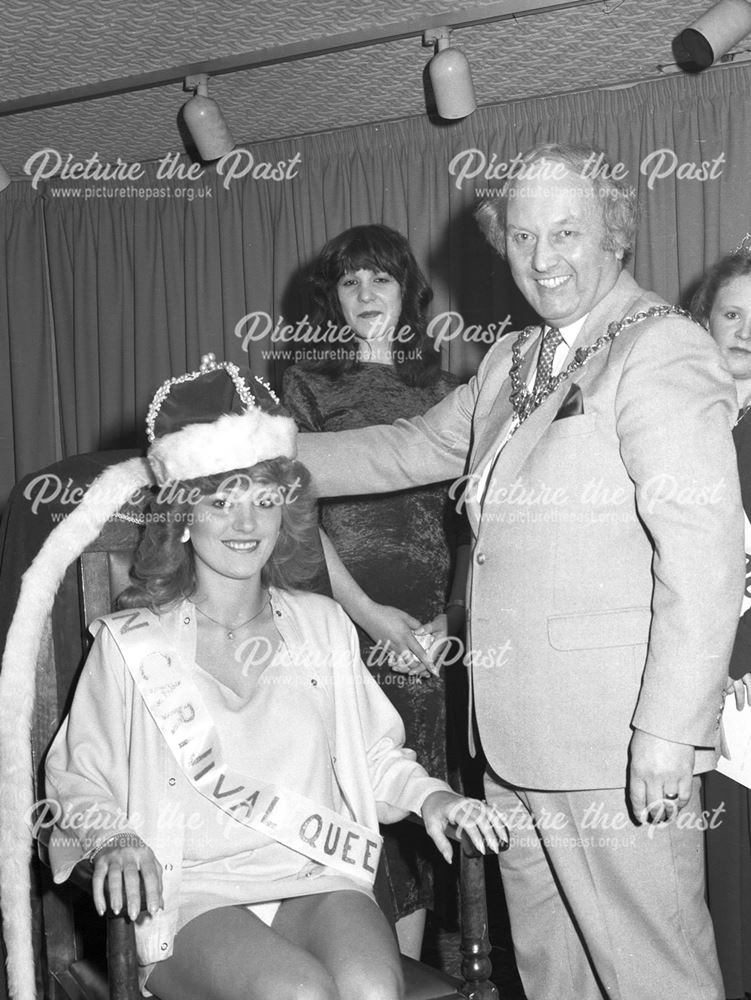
[532,327,563,399]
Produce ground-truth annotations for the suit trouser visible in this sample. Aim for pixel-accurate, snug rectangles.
[484,771,723,1000]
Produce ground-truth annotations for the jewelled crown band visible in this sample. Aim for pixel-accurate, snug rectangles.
[146,353,262,441]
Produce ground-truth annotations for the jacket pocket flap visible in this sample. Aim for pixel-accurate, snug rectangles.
[547,607,651,650]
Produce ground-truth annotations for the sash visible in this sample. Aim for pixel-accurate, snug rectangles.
[106,607,382,885]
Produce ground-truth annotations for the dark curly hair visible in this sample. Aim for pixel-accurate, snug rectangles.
[117,458,321,612]
[690,250,751,327]
[302,223,441,387]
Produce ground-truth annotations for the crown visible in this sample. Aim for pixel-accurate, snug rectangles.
[731,233,751,256]
[145,352,295,485]
[145,352,279,443]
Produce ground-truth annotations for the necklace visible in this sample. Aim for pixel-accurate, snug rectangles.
[195,596,269,640]
[736,404,751,428]
[508,305,692,427]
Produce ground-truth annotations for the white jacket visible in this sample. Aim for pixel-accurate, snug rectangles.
[44,587,450,965]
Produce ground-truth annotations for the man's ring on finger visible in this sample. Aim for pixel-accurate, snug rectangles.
[663,792,679,800]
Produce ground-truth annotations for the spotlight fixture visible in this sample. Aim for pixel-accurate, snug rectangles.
[0,162,10,193]
[678,0,751,68]
[182,74,235,161]
[423,27,477,120]
[658,47,751,73]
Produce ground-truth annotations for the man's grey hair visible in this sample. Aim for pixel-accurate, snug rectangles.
[474,143,639,261]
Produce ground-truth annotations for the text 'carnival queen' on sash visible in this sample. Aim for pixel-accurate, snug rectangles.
[107,608,382,885]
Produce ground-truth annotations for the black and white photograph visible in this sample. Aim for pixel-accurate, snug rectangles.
[1,3,751,999]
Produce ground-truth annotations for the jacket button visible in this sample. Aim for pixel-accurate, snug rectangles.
[161,943,168,951]
[476,553,486,565]
[168,778,176,786]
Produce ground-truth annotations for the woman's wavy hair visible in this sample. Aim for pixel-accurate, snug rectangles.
[690,250,751,327]
[117,458,321,612]
[302,223,440,386]
[475,143,639,263]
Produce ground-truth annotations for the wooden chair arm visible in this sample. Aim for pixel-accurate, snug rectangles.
[407,813,502,999]
[69,861,144,1000]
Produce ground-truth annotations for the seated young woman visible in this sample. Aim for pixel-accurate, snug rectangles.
[39,355,504,1000]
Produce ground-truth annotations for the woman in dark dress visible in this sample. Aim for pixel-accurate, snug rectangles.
[283,224,469,958]
[692,248,751,1000]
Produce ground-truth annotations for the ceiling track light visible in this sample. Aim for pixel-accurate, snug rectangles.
[678,0,751,68]
[658,45,751,74]
[423,27,477,120]
[182,74,235,161]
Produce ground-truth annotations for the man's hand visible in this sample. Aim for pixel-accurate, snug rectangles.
[724,671,751,711]
[414,613,448,644]
[91,833,163,920]
[628,728,695,824]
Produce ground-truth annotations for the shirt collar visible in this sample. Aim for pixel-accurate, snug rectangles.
[555,314,589,349]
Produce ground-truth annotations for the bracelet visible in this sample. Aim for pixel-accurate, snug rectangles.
[89,832,142,860]
[445,599,466,610]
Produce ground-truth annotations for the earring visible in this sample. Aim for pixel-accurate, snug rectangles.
[181,527,191,544]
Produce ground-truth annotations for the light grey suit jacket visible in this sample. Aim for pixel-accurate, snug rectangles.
[297,271,744,790]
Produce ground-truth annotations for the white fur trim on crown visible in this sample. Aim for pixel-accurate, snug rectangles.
[147,408,297,485]
[0,456,154,1000]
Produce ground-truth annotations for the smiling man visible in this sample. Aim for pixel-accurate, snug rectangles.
[296,143,744,999]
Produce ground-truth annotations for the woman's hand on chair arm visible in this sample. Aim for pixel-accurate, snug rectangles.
[420,790,508,864]
[91,833,163,920]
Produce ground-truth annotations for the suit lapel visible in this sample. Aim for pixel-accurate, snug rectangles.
[482,376,573,491]
[471,327,541,482]
[559,268,650,363]
[476,270,658,492]
[459,329,541,530]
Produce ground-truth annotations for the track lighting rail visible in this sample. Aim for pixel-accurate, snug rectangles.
[0,0,601,118]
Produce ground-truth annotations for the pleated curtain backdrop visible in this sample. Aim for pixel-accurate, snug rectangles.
[2,63,751,511]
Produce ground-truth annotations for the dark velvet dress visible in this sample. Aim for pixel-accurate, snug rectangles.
[282,361,468,919]
[704,410,751,1000]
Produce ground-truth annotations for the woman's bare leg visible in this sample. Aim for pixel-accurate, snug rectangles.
[146,904,338,1000]
[272,891,404,1000]
[145,891,403,1000]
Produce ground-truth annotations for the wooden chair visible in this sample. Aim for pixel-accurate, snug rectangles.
[24,499,500,1000]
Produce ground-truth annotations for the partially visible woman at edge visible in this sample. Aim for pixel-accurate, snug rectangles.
[692,248,751,1000]
[42,357,504,1000]
[282,225,471,957]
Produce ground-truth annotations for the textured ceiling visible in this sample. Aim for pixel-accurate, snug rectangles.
[0,0,743,177]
